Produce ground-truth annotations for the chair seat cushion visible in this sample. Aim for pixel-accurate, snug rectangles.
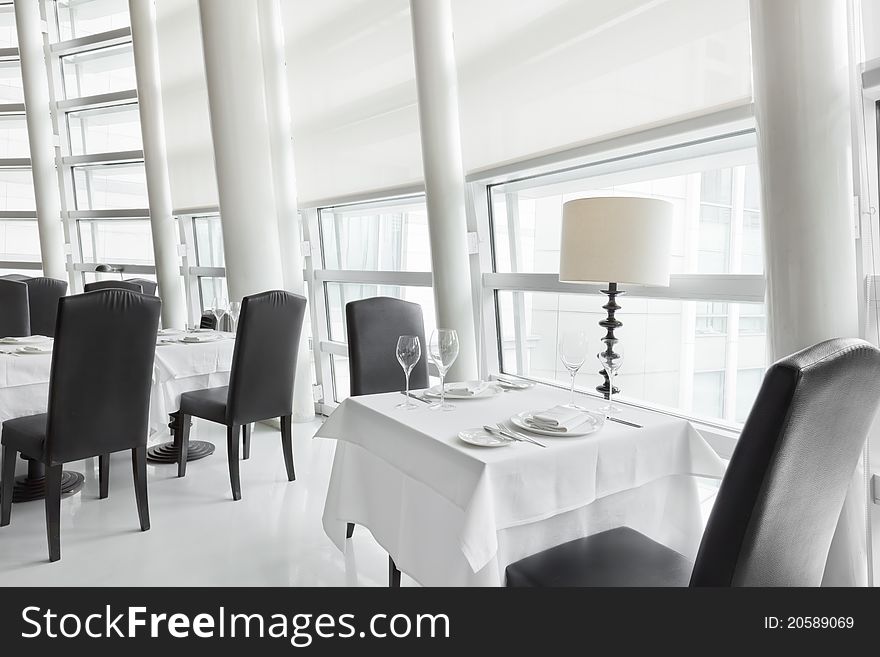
[505,526,693,587]
[179,386,228,424]
[1,413,48,461]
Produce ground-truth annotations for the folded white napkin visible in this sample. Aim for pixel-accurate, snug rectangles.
[526,405,591,433]
[180,334,220,343]
[158,328,184,336]
[445,381,491,396]
[17,344,53,354]
[0,335,51,345]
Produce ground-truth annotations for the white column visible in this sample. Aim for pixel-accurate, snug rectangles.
[14,0,66,281]
[257,0,313,421]
[750,0,863,585]
[129,0,186,327]
[198,0,284,301]
[410,0,478,382]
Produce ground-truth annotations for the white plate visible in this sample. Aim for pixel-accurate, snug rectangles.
[179,334,222,343]
[458,428,512,448]
[424,381,499,400]
[510,410,604,437]
[494,378,535,390]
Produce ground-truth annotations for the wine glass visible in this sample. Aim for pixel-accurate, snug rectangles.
[228,301,242,334]
[558,330,588,408]
[395,335,422,409]
[211,297,228,331]
[428,329,459,411]
[596,339,624,416]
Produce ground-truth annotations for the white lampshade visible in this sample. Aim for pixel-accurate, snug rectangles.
[559,197,674,287]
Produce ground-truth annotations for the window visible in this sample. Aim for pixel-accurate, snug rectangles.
[72,162,148,210]
[0,220,41,262]
[0,4,17,49]
[54,0,130,41]
[484,134,768,426]
[79,219,154,265]
[60,43,136,99]
[67,104,142,155]
[0,169,36,211]
[308,196,433,405]
[0,115,29,159]
[0,60,24,104]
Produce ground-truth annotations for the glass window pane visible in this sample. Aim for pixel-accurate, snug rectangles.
[496,290,767,426]
[73,162,147,210]
[0,220,41,261]
[0,5,17,49]
[194,216,225,267]
[0,115,29,159]
[79,219,154,265]
[66,104,142,155]
[0,60,24,103]
[319,200,431,271]
[61,43,136,99]
[55,0,130,42]
[0,169,36,211]
[491,155,762,276]
[198,277,229,314]
[324,282,436,344]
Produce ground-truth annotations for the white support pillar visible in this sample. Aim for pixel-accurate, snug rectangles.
[198,0,284,301]
[129,0,186,327]
[410,0,478,382]
[14,0,66,282]
[257,0,313,421]
[750,0,863,585]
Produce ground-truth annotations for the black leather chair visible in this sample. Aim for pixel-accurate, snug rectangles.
[22,277,67,337]
[84,280,144,294]
[176,290,306,500]
[506,338,880,587]
[0,279,30,337]
[0,289,161,562]
[125,279,157,296]
[0,273,30,281]
[199,312,216,329]
[344,296,429,584]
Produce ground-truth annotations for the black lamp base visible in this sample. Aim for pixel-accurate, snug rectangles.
[596,282,623,400]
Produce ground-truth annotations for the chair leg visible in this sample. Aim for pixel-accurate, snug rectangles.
[389,556,401,587]
[226,425,242,501]
[242,424,251,461]
[132,446,150,531]
[346,523,355,539]
[45,464,63,562]
[1,445,16,527]
[280,415,295,481]
[177,413,191,478]
[99,454,110,499]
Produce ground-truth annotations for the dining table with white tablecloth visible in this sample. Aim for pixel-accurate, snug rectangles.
[0,333,235,437]
[318,385,725,587]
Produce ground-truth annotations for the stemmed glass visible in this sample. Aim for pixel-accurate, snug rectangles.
[428,329,459,411]
[228,301,242,333]
[211,297,228,331]
[558,330,588,408]
[395,335,422,409]
[597,339,624,416]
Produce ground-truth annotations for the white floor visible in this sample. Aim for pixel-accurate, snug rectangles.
[0,418,398,586]
[0,418,721,587]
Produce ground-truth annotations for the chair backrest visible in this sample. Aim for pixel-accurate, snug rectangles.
[23,277,67,337]
[0,279,30,337]
[690,338,880,587]
[45,290,161,464]
[346,297,429,396]
[0,273,29,281]
[226,290,306,425]
[200,312,216,329]
[125,278,157,296]
[84,280,144,294]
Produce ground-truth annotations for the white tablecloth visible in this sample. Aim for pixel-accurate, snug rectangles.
[318,386,725,586]
[0,337,235,437]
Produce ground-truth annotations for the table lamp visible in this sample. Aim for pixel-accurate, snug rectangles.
[559,196,673,399]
